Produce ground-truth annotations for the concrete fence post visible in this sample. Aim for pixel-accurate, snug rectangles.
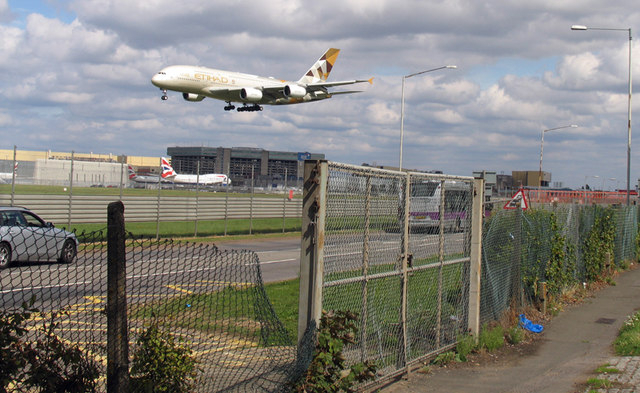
[468,178,484,337]
[297,160,327,344]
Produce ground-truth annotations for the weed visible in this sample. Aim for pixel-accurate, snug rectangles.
[586,377,612,389]
[432,351,456,366]
[594,364,620,374]
[478,324,504,352]
[614,311,640,356]
[505,326,524,345]
[456,333,476,362]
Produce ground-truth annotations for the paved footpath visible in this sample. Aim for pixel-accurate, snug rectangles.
[588,355,640,392]
[380,266,640,393]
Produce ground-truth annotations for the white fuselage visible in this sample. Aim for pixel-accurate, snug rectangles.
[167,172,230,185]
[151,65,329,105]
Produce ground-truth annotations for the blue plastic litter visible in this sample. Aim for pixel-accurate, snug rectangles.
[519,314,544,333]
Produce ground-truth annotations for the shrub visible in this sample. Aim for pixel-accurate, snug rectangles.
[293,310,376,393]
[478,324,504,352]
[1,298,101,393]
[505,326,524,345]
[432,351,456,366]
[130,319,199,393]
[456,333,476,362]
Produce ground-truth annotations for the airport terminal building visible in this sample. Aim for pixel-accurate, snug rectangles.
[166,146,325,187]
[0,147,324,188]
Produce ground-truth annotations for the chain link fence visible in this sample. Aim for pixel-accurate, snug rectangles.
[1,203,298,392]
[480,202,638,325]
[298,161,482,387]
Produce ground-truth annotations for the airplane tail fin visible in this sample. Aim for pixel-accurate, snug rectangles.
[298,48,340,85]
[161,157,176,179]
[127,165,137,180]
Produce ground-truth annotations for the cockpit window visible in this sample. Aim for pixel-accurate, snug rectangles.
[157,72,166,75]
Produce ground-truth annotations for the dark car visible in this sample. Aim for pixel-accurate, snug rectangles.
[0,206,77,268]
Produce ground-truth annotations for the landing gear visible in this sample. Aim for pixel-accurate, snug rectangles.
[237,104,263,112]
[224,102,236,111]
[161,89,168,100]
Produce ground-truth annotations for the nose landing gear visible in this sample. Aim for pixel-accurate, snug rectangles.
[160,90,168,100]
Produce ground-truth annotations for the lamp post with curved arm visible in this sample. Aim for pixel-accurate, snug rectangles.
[399,65,457,171]
[572,24,632,205]
[538,124,578,193]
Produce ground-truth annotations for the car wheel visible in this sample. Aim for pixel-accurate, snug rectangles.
[58,239,77,264]
[0,242,12,269]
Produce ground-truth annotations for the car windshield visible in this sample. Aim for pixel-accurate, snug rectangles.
[22,211,46,227]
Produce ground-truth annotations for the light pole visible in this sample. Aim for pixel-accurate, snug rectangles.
[399,65,457,171]
[538,124,578,193]
[571,24,632,205]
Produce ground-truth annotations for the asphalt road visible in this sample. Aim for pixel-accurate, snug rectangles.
[0,230,468,316]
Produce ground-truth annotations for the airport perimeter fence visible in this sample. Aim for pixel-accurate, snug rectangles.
[479,202,638,325]
[0,201,300,393]
[297,161,484,388]
[297,160,639,390]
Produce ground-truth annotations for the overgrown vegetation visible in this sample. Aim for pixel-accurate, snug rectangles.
[0,298,102,393]
[292,310,376,393]
[583,206,617,282]
[478,324,504,352]
[130,318,200,393]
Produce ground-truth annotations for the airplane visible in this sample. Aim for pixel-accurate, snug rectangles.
[150,48,373,112]
[161,158,230,185]
[127,164,161,183]
[0,162,18,183]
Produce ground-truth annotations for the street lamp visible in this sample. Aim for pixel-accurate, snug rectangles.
[571,24,632,205]
[399,65,457,171]
[538,124,578,192]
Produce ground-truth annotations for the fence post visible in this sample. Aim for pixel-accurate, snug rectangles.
[297,160,327,344]
[68,151,74,228]
[359,175,372,361]
[282,168,288,233]
[250,165,254,235]
[397,172,410,370]
[10,145,16,207]
[468,178,484,337]
[156,157,161,239]
[107,201,129,393]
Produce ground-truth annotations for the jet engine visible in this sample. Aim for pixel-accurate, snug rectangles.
[182,93,205,102]
[283,84,307,99]
[240,88,263,102]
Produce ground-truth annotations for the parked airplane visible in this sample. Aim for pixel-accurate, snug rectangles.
[0,162,17,183]
[151,48,373,112]
[161,158,230,185]
[127,165,161,183]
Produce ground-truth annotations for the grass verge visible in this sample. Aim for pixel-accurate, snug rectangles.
[68,217,302,240]
[614,311,640,356]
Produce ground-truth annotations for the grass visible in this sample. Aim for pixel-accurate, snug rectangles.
[594,364,620,374]
[586,377,612,389]
[130,278,300,344]
[0,184,297,198]
[614,311,640,356]
[68,217,302,240]
[478,324,504,352]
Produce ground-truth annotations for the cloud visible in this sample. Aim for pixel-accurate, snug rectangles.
[0,0,637,188]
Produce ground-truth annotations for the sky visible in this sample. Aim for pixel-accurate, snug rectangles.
[0,0,638,190]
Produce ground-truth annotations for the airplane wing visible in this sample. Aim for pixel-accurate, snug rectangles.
[307,78,374,89]
[207,87,285,101]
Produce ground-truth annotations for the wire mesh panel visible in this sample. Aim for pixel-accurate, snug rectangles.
[126,239,297,393]
[319,162,475,382]
[1,230,297,392]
